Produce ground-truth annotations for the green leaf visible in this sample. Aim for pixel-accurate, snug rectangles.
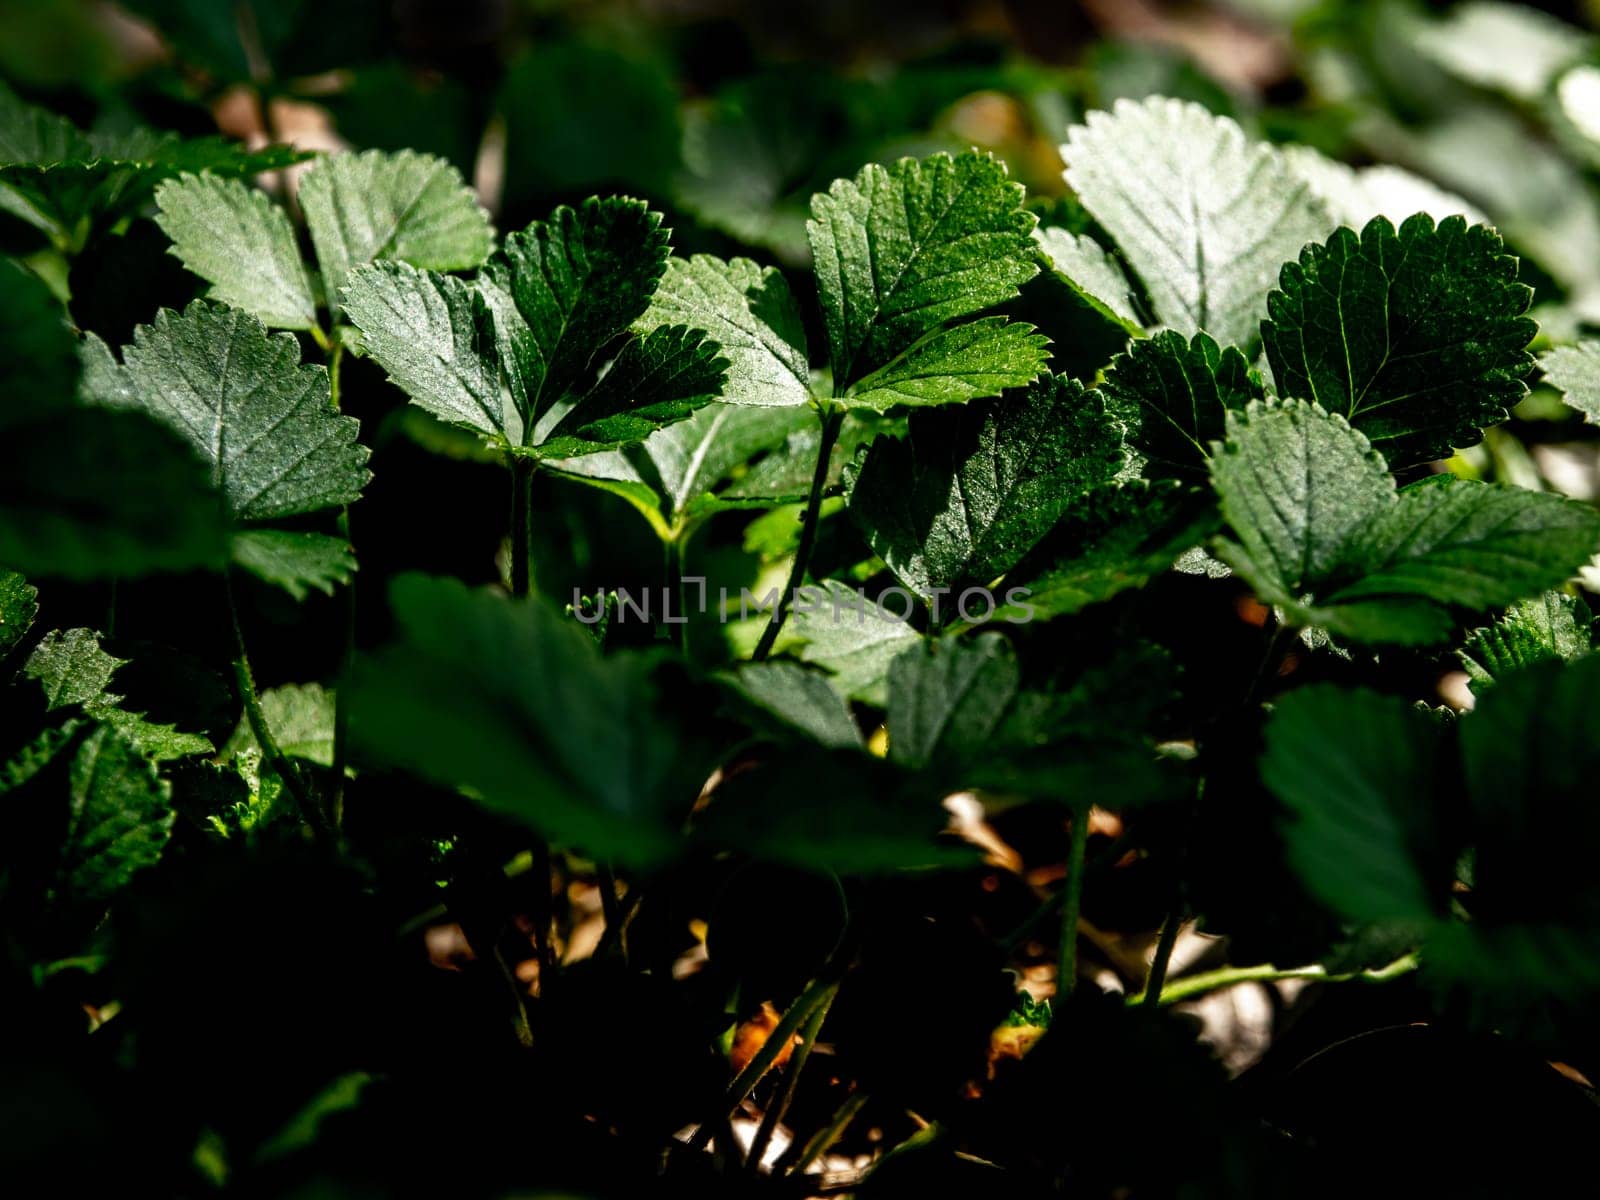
[1261,215,1535,468]
[723,661,863,749]
[1062,96,1330,350]
[887,633,1019,770]
[1262,686,1450,924]
[1212,400,1600,644]
[225,682,336,767]
[231,530,356,601]
[547,403,812,535]
[635,254,811,408]
[301,149,493,318]
[60,725,174,909]
[1099,330,1264,481]
[807,150,1039,391]
[1032,225,1142,333]
[533,324,727,460]
[0,83,308,250]
[847,375,1124,603]
[792,580,922,707]
[484,196,669,428]
[0,257,78,424]
[1329,476,1600,612]
[0,406,230,579]
[1210,399,1394,604]
[1001,480,1218,622]
[340,261,505,438]
[89,303,370,520]
[0,569,37,659]
[24,628,212,760]
[154,174,318,331]
[1459,592,1592,692]
[1539,341,1600,424]
[842,317,1050,411]
[26,627,122,710]
[348,575,714,867]
[697,749,974,873]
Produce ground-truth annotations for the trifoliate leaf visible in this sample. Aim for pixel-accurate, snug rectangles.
[792,580,922,707]
[24,628,212,760]
[1031,225,1142,333]
[231,530,356,600]
[301,148,493,317]
[0,257,77,424]
[842,317,1050,411]
[1263,686,1452,924]
[636,254,811,408]
[533,324,727,459]
[1099,330,1264,481]
[89,303,370,520]
[224,682,335,767]
[1539,341,1600,424]
[340,261,504,438]
[547,403,812,536]
[999,479,1217,622]
[1280,145,1487,230]
[846,375,1123,604]
[1261,215,1535,468]
[722,661,862,750]
[1212,400,1600,644]
[154,174,318,331]
[0,570,37,659]
[1459,592,1592,692]
[887,633,1020,770]
[348,575,716,867]
[60,725,174,909]
[484,196,669,428]
[807,151,1039,392]
[1062,97,1330,350]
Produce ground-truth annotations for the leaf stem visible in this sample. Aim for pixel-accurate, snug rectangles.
[745,980,838,1172]
[510,456,536,599]
[327,339,353,831]
[687,976,840,1154]
[226,572,328,841]
[783,1090,867,1177]
[1130,952,1420,1007]
[752,406,844,662]
[1057,808,1090,999]
[1142,902,1184,1009]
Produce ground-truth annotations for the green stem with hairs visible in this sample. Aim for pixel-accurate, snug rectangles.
[752,405,843,662]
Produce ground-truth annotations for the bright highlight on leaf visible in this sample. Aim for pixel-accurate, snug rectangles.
[1062,96,1331,351]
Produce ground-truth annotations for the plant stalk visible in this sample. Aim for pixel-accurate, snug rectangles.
[227,573,327,840]
[510,456,536,599]
[1143,902,1184,1010]
[752,406,843,661]
[745,981,837,1171]
[1057,808,1090,1000]
[1131,952,1420,1007]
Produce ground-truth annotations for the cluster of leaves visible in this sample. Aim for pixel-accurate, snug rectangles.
[8,3,1600,1196]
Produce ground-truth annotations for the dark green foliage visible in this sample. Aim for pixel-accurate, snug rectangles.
[7,10,1600,1197]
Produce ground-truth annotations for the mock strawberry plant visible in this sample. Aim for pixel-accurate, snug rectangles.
[6,5,1600,1194]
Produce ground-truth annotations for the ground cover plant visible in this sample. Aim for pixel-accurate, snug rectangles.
[9,1,1600,1195]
